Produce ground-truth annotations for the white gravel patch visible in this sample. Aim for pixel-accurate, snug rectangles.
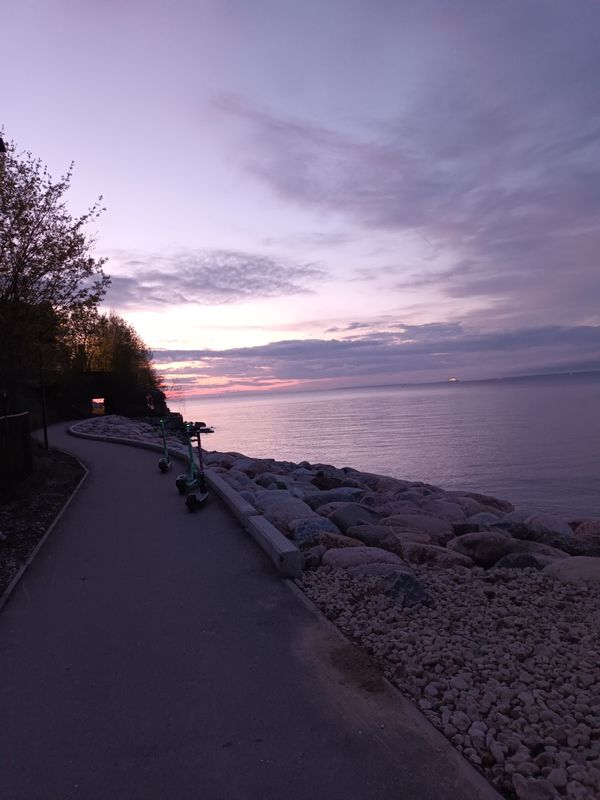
[298,565,600,799]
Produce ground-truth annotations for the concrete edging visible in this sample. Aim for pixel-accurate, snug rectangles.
[67,420,303,578]
[0,453,89,614]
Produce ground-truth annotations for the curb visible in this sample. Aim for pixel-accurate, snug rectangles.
[67,420,303,578]
[0,453,89,614]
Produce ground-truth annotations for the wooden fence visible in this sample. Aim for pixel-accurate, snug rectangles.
[0,412,33,493]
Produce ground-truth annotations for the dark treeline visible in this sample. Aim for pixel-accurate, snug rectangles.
[0,135,164,423]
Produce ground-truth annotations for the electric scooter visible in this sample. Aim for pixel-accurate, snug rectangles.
[157,418,172,473]
[175,422,199,495]
[184,423,209,512]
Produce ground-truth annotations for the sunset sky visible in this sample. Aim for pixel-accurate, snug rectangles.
[4,0,600,395]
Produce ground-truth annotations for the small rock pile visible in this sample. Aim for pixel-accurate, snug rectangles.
[75,415,600,799]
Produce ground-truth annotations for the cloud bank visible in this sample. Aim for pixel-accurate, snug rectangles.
[105,249,326,308]
[155,322,600,395]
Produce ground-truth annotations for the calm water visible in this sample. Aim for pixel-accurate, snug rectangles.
[170,374,600,518]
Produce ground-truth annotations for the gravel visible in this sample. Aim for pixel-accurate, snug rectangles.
[298,565,600,799]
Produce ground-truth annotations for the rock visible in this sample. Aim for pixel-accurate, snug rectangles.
[524,513,574,538]
[465,512,502,526]
[345,524,397,546]
[314,501,349,517]
[303,545,327,569]
[253,489,296,512]
[322,546,403,569]
[303,488,366,510]
[419,499,466,521]
[349,564,432,607]
[546,768,567,789]
[379,513,453,541]
[446,531,515,568]
[288,516,340,546]
[512,775,559,799]
[263,499,319,533]
[543,557,600,583]
[455,491,513,514]
[573,519,600,547]
[492,553,557,571]
[502,509,534,525]
[400,542,474,568]
[509,524,600,557]
[327,503,383,533]
[318,531,364,549]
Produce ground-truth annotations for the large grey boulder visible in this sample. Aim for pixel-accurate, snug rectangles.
[303,488,365,510]
[446,531,515,568]
[253,489,296,512]
[573,519,600,547]
[349,564,432,608]
[380,513,453,543]
[543,557,600,583]
[327,503,383,533]
[288,516,340,547]
[322,546,403,569]
[420,499,466,522]
[524,513,573,538]
[263,498,319,533]
[492,553,558,571]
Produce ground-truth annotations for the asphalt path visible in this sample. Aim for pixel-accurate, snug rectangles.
[0,423,500,800]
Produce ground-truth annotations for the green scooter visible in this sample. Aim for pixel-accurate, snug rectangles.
[175,422,209,511]
[158,418,172,473]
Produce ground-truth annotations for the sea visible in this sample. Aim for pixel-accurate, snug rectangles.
[169,373,600,518]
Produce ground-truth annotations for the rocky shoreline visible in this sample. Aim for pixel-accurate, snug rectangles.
[75,415,600,800]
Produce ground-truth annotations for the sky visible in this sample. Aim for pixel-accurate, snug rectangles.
[3,0,600,395]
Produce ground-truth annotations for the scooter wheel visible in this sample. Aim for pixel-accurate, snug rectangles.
[159,460,170,474]
[186,494,198,512]
[175,476,187,495]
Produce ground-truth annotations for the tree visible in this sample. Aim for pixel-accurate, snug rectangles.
[0,137,110,411]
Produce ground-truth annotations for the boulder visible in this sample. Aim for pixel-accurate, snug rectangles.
[328,503,383,533]
[446,531,515,568]
[303,488,365,510]
[524,513,573,538]
[492,553,557,571]
[543,557,600,583]
[369,500,422,517]
[379,513,453,543]
[314,501,349,517]
[288,516,341,547]
[346,524,396,546]
[573,519,600,547]
[509,525,600,557]
[253,489,296,512]
[303,545,327,570]
[400,542,474,568]
[461,491,514,514]
[502,509,534,525]
[464,511,501,526]
[322,546,403,569]
[255,472,293,489]
[264,499,319,533]
[347,524,430,547]
[349,564,432,608]
[319,531,364,549]
[420,499,466,522]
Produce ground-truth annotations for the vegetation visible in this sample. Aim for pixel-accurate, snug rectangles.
[0,135,163,421]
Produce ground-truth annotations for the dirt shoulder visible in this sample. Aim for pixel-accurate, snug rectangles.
[0,443,85,597]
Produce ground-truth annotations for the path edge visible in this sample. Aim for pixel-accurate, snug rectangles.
[68,419,303,578]
[0,451,89,614]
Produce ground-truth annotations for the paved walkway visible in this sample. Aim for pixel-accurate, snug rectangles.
[0,424,500,800]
